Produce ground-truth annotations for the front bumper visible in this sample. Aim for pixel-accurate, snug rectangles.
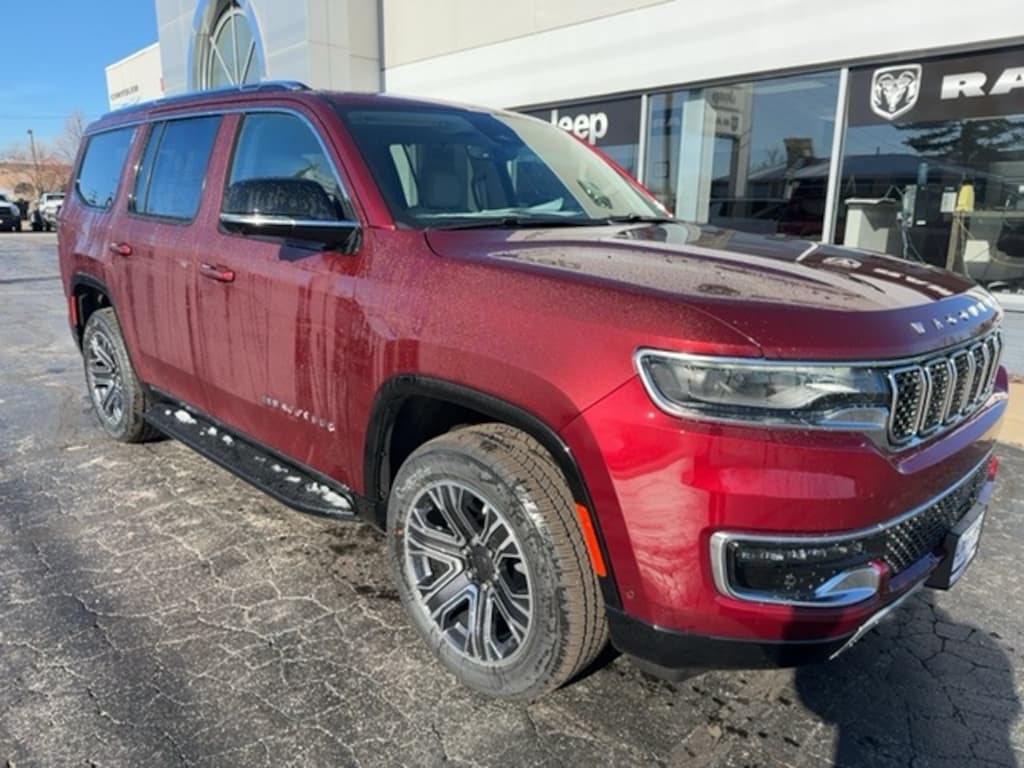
[562,373,1005,657]
[608,578,927,679]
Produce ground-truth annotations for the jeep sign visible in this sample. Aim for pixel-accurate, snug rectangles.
[520,96,641,149]
[849,46,1024,125]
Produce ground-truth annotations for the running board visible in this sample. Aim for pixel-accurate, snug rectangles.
[145,405,356,519]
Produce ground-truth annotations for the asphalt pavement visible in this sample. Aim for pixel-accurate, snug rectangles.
[1,232,1022,767]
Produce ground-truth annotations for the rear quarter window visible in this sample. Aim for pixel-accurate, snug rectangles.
[75,127,135,210]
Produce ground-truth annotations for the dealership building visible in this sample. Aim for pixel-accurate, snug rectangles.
[106,0,1024,267]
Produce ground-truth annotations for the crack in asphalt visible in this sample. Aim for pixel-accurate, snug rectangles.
[2,236,1023,768]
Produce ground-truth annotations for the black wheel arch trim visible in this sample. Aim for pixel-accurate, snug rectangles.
[69,272,116,348]
[363,374,622,610]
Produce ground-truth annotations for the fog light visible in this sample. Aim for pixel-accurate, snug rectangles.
[711,532,887,607]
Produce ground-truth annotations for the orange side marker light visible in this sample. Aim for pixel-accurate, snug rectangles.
[575,503,608,578]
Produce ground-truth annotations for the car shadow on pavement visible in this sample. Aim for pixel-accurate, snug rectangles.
[794,594,1020,767]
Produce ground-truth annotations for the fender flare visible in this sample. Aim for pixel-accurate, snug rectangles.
[363,374,621,609]
[69,272,117,347]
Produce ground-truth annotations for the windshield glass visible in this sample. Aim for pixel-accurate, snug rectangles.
[334,105,665,228]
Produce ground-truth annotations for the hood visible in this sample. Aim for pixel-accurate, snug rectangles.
[425,222,1000,360]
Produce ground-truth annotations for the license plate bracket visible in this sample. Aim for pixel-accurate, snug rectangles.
[926,503,987,590]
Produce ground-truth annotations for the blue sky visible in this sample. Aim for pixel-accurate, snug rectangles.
[0,1,158,152]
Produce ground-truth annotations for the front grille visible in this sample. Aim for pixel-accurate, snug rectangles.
[887,331,1001,447]
[882,460,988,573]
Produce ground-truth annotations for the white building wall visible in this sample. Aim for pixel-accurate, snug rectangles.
[153,0,380,96]
[105,43,165,110]
[383,0,1024,107]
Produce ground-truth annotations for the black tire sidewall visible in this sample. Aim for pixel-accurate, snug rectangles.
[388,444,574,700]
[81,309,147,442]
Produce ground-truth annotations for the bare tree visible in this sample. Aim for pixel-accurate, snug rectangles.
[54,109,86,165]
[1,136,68,198]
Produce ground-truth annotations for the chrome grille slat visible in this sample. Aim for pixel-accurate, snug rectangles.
[885,330,1001,448]
[888,367,926,443]
[948,350,973,421]
[968,344,987,405]
[919,359,951,434]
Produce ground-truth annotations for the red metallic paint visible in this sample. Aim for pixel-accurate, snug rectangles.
[59,89,1008,651]
[563,373,1005,639]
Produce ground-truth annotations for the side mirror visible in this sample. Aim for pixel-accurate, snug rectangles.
[220,178,360,252]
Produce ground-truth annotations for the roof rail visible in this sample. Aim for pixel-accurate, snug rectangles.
[108,80,313,116]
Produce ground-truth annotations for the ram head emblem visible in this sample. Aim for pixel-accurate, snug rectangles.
[870,64,922,121]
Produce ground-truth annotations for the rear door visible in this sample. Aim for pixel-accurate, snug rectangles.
[192,109,364,484]
[117,115,223,408]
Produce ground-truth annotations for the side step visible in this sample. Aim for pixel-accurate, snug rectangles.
[145,405,356,519]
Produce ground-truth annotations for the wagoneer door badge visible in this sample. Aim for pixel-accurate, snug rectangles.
[262,394,335,432]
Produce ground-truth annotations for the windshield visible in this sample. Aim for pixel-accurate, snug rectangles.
[334,105,665,228]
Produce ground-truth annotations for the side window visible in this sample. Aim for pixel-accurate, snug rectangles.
[75,127,135,210]
[224,112,349,220]
[133,116,221,220]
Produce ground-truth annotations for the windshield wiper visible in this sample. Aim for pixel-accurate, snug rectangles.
[431,217,599,231]
[600,214,679,225]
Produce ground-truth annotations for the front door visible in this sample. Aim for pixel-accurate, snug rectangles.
[193,110,364,484]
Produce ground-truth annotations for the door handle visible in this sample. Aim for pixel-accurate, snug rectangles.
[199,263,235,283]
[108,242,132,256]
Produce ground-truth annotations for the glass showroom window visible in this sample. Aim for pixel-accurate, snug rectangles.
[838,47,1024,287]
[645,71,840,236]
[521,96,643,178]
[202,3,260,88]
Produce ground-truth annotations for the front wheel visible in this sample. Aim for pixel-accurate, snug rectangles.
[388,423,607,700]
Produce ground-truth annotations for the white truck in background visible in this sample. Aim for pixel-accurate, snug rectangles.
[32,192,64,231]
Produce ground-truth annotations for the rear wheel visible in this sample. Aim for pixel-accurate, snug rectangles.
[388,423,607,700]
[81,308,160,442]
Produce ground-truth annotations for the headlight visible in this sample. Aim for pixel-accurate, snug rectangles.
[635,349,891,429]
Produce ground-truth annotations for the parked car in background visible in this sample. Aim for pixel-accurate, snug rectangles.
[32,192,64,231]
[59,83,1006,700]
[0,193,21,231]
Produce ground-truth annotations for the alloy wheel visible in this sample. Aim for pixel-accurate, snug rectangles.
[403,481,533,665]
[86,329,125,426]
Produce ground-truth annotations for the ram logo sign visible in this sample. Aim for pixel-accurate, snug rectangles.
[870,64,922,121]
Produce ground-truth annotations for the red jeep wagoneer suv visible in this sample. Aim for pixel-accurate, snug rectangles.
[59,82,1005,699]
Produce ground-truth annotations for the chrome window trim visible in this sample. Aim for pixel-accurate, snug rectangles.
[708,450,993,608]
[219,213,360,229]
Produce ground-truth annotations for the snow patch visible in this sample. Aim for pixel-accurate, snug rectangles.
[285,475,302,484]
[206,426,218,436]
[221,435,234,446]
[305,482,351,510]
[270,463,286,473]
[174,409,197,425]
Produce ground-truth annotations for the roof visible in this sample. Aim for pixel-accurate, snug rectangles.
[86,81,519,135]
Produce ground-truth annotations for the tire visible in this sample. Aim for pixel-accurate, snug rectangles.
[388,423,607,700]
[81,307,160,443]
